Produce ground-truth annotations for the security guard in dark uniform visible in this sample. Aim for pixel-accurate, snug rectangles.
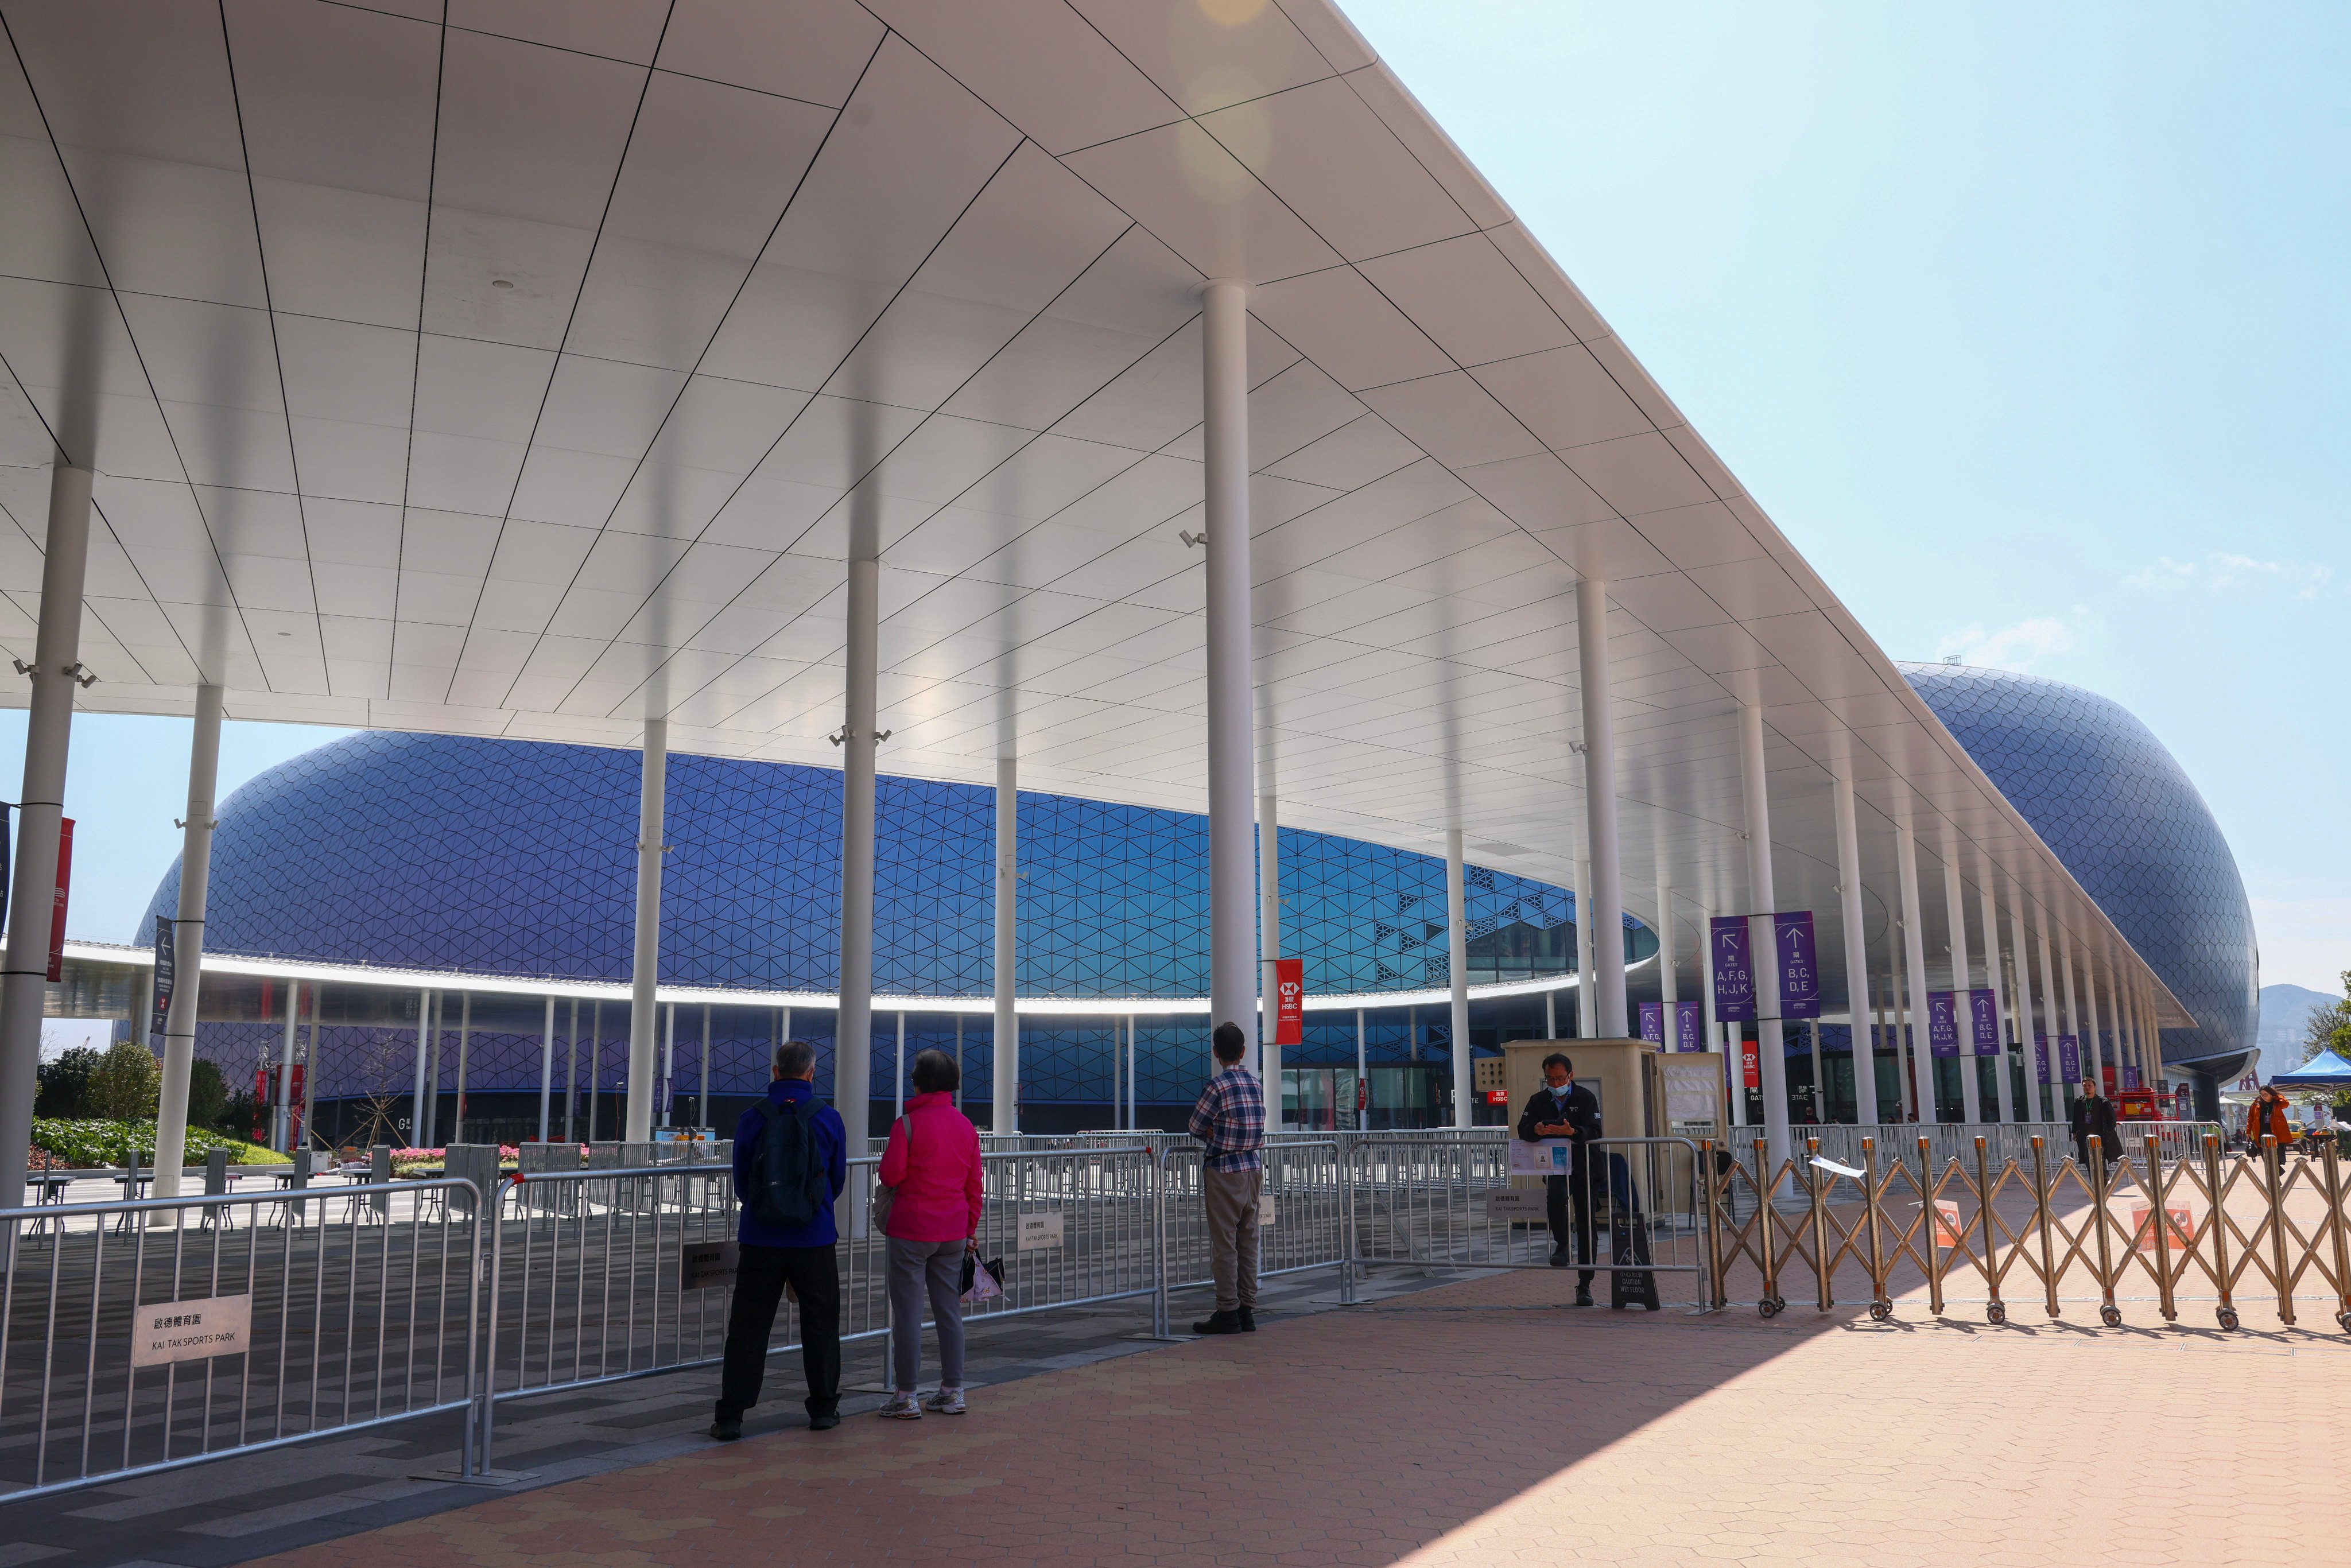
[1516,1051,1601,1305]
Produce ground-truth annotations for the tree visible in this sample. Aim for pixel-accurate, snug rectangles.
[186,1058,228,1131]
[34,1045,103,1118]
[87,1039,160,1121]
[2302,971,2351,1066]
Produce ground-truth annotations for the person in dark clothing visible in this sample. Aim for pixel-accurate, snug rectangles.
[2070,1080,2120,1172]
[712,1040,848,1441]
[1516,1052,1601,1305]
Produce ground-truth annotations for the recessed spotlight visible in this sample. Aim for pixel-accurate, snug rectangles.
[490,277,514,291]
[276,631,292,636]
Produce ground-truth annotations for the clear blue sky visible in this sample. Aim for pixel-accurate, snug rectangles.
[4,0,2344,996]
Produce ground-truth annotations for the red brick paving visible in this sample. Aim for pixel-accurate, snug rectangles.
[257,1265,2325,1568]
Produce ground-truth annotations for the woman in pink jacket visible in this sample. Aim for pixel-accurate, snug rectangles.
[876,1050,984,1418]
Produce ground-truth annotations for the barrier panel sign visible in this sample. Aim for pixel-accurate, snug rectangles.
[1930,1199,1965,1248]
[1017,1211,1065,1251]
[681,1239,739,1290]
[2131,1205,2193,1253]
[1508,1139,1576,1176]
[131,1294,253,1368]
[1480,1188,1547,1220]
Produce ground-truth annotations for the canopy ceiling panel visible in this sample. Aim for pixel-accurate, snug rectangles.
[0,0,2186,1025]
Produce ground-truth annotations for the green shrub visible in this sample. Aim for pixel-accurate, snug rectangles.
[87,1041,159,1121]
[186,1059,228,1130]
[34,1046,103,1119]
[26,1117,289,1168]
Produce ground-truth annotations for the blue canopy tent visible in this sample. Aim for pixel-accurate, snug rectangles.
[2271,1050,2351,1089]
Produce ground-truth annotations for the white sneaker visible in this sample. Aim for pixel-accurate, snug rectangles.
[877,1391,922,1420]
[922,1387,966,1415]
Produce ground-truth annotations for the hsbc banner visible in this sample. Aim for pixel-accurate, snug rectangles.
[1968,989,2001,1056]
[1709,917,1756,1022]
[1926,991,1960,1058]
[1274,958,1302,1047]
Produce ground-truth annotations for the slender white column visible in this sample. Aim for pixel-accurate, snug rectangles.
[1126,1015,1136,1130]
[153,685,224,1198]
[538,996,555,1143]
[1259,790,1282,1097]
[1545,989,1556,1041]
[1573,859,1595,1039]
[700,1005,712,1128]
[1980,881,2014,1122]
[1895,823,1934,1123]
[453,991,475,1143]
[894,1011,906,1117]
[2059,940,2083,1099]
[1576,576,1627,1038]
[624,719,668,1142]
[410,991,430,1146]
[0,461,93,1204]
[1355,1008,1367,1131]
[2036,918,2063,1117]
[564,998,580,1142]
[1831,771,1878,1125]
[2007,902,2037,1120]
[1942,856,1980,1123]
[1201,279,1257,1062]
[1891,962,1918,1121]
[1738,704,1790,1170]
[838,549,881,1158]
[1806,1020,1824,1121]
[300,988,318,1155]
[1655,879,1678,1049]
[661,1002,676,1128]
[2082,953,2105,1091]
[992,755,1018,1132]
[1446,829,1471,1128]
[276,983,300,1152]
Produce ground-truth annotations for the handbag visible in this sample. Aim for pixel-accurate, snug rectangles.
[872,1116,903,1231]
[961,1253,1004,1304]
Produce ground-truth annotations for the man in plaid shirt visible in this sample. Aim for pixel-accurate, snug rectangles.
[1187,1021,1265,1334]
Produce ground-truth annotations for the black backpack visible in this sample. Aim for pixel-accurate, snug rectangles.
[747,1095,827,1229]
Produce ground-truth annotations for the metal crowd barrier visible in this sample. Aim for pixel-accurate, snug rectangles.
[0,1178,487,1503]
[1705,1131,2351,1332]
[2117,1121,2225,1165]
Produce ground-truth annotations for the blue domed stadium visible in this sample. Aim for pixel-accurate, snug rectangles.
[1899,663,2258,1081]
[147,733,1650,1134]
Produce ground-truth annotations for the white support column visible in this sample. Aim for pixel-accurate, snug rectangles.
[564,998,580,1143]
[410,990,430,1147]
[538,996,555,1143]
[1942,855,1980,1123]
[1980,881,2014,1123]
[1891,963,1918,1121]
[276,982,300,1152]
[1446,829,1472,1128]
[1806,1020,1824,1121]
[2007,902,2038,1121]
[0,460,94,1205]
[894,1011,906,1117]
[453,991,473,1143]
[956,1014,965,1113]
[2037,918,2063,1118]
[1545,988,1556,1041]
[1259,790,1281,1096]
[2059,939,2084,1097]
[2082,953,2105,1092]
[1573,858,1596,1039]
[1832,770,1879,1125]
[1201,278,1257,1065]
[624,719,668,1142]
[1126,1015,1136,1130]
[1738,704,1790,1171]
[153,685,224,1198]
[300,987,318,1155]
[1355,1008,1368,1131]
[1655,879,1677,1049]
[699,1006,712,1130]
[1895,823,1934,1123]
[661,1003,676,1128]
[1576,575,1627,1038]
[992,755,1018,1134]
[838,544,882,1159]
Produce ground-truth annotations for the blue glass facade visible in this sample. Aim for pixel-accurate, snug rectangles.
[1901,663,2257,1075]
[148,733,1640,1115]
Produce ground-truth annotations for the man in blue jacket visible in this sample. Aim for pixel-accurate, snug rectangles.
[713,1040,847,1439]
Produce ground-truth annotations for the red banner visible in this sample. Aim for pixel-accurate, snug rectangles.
[1740,1035,1762,1090]
[1274,958,1303,1046]
[46,817,72,983]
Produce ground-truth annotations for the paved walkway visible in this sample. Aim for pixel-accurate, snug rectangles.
[230,1268,2325,1568]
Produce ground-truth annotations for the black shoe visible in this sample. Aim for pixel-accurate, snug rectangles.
[808,1410,840,1431]
[1573,1287,1595,1307]
[1548,1248,1570,1268]
[1237,1307,1257,1332]
[1192,1310,1243,1335]
[710,1415,743,1441]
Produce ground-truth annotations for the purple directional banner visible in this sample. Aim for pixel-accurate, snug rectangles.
[1709,916,1756,1023]
[1926,991,1960,1058]
[1968,988,2001,1056]
[1775,910,1821,1020]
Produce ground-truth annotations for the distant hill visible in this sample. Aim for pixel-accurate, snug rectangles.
[2257,984,2342,1080]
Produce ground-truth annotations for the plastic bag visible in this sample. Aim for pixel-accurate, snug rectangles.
[961,1255,1004,1304]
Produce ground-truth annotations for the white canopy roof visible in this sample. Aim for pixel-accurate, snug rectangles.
[0,0,2186,1024]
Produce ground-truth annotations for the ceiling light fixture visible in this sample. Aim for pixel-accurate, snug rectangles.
[490,278,514,290]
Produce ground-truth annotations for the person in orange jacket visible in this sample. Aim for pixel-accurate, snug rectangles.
[2245,1084,2296,1162]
